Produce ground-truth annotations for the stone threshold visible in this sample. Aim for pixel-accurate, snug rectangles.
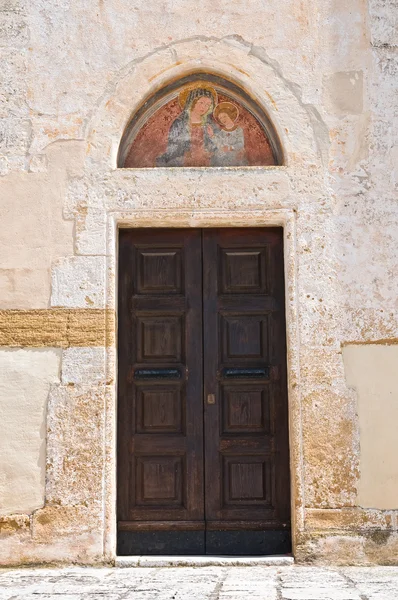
[116,556,294,567]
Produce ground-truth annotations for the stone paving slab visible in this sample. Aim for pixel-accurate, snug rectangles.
[0,566,397,599]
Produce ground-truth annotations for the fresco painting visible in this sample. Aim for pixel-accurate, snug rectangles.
[124,82,276,168]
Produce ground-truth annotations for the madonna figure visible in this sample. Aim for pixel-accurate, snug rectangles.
[156,83,219,167]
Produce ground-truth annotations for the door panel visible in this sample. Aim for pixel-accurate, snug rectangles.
[118,229,204,548]
[203,229,291,549]
[118,227,291,556]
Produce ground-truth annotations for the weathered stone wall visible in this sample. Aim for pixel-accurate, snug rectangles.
[0,0,397,565]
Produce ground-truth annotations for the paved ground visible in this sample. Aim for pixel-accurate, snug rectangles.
[0,566,397,599]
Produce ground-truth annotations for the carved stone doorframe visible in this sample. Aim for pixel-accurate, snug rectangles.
[66,36,322,561]
[102,208,303,559]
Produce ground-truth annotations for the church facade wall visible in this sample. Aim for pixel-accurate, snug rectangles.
[0,0,397,565]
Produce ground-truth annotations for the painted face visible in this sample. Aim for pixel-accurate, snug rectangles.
[193,96,212,116]
[218,112,235,129]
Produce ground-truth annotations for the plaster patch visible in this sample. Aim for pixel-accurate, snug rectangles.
[0,348,61,515]
[323,71,364,115]
[343,344,398,510]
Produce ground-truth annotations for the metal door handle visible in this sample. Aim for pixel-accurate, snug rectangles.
[207,393,216,405]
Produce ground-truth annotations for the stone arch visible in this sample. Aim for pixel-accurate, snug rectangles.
[86,37,321,170]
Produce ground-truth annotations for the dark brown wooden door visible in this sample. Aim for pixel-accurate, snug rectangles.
[118,228,290,556]
[203,229,291,554]
[118,229,205,554]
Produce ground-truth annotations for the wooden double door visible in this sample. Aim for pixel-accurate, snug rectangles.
[118,228,291,555]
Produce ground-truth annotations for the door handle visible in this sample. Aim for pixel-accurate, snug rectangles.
[207,393,216,405]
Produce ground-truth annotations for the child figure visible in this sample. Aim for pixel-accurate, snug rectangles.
[209,102,248,166]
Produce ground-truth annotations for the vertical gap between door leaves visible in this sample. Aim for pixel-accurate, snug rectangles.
[201,228,207,554]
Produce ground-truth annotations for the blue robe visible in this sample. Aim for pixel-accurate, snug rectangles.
[157,112,218,167]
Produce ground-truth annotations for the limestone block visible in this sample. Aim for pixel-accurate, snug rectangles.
[371,48,398,125]
[305,508,393,531]
[0,48,27,119]
[299,303,345,348]
[0,529,103,565]
[346,308,398,344]
[61,347,106,385]
[51,257,106,308]
[337,219,398,311]
[75,207,107,256]
[297,532,398,566]
[46,384,105,506]
[0,10,28,48]
[0,308,114,347]
[103,384,116,558]
[0,117,30,155]
[363,532,398,565]
[299,347,346,393]
[297,535,366,565]
[302,388,358,508]
[0,348,61,515]
[32,505,101,543]
[369,0,398,48]
[105,168,292,212]
[0,514,30,538]
[64,179,88,219]
[0,1,25,14]
[343,344,398,510]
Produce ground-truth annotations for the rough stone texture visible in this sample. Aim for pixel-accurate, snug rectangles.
[305,508,394,531]
[0,309,115,347]
[0,566,397,599]
[45,384,106,508]
[0,514,30,538]
[0,0,396,566]
[0,349,60,515]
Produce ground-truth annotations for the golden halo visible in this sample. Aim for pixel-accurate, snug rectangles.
[178,82,218,109]
[214,101,239,124]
